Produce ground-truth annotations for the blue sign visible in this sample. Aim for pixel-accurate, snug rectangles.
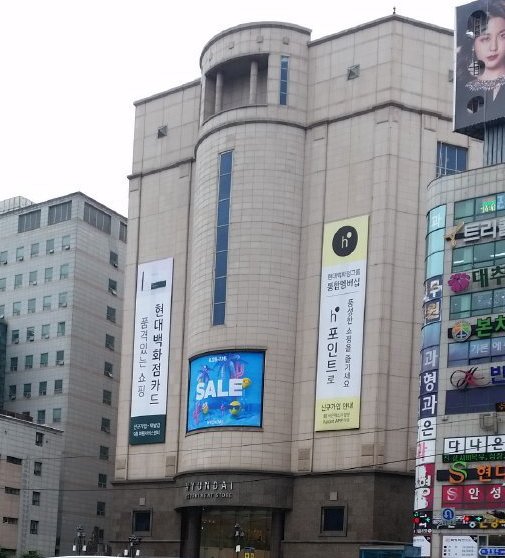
[479,548,505,556]
[442,508,455,521]
[187,351,264,431]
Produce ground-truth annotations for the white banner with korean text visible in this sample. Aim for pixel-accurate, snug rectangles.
[129,258,173,444]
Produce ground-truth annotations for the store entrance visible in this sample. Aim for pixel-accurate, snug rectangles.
[199,508,272,558]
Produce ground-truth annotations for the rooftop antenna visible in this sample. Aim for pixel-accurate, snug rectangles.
[393,6,396,14]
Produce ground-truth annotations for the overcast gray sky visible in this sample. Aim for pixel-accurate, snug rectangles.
[0,0,459,216]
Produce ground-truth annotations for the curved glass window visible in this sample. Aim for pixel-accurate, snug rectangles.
[422,322,441,349]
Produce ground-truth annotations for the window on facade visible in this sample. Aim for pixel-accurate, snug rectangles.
[45,267,53,283]
[24,383,31,398]
[11,330,19,343]
[26,326,35,341]
[99,445,109,460]
[46,239,55,254]
[30,520,39,534]
[280,55,289,105]
[119,222,127,242]
[5,487,20,495]
[59,292,68,308]
[29,270,37,285]
[452,239,505,272]
[35,432,44,447]
[8,385,16,400]
[59,264,69,279]
[33,461,42,475]
[7,456,22,465]
[0,251,7,264]
[97,501,106,516]
[54,379,63,394]
[48,201,72,225]
[104,362,113,378]
[25,355,33,370]
[16,247,24,261]
[101,417,111,433]
[41,323,50,338]
[32,491,41,506]
[56,351,65,366]
[37,410,46,424]
[105,334,115,350]
[14,274,22,289]
[133,510,152,533]
[9,358,17,372]
[109,251,118,267]
[39,381,47,396]
[3,517,18,525]
[98,473,107,488]
[108,278,117,295]
[436,142,468,177]
[57,321,65,337]
[61,234,71,250]
[84,202,111,233]
[455,193,505,224]
[30,243,39,257]
[106,306,116,323]
[321,506,346,534]
[27,298,36,314]
[213,151,233,325]
[0,278,6,292]
[12,301,21,315]
[0,304,4,318]
[18,210,41,233]
[40,353,48,368]
[450,288,505,319]
[103,390,112,405]
[53,408,62,423]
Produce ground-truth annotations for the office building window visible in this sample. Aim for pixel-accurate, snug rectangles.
[11,330,19,343]
[59,264,69,279]
[99,445,109,460]
[0,304,4,318]
[25,355,33,370]
[59,292,68,308]
[98,473,107,488]
[56,351,65,366]
[101,417,111,433]
[8,385,16,400]
[5,487,20,495]
[48,201,72,225]
[29,270,37,285]
[12,301,21,316]
[54,379,63,394]
[213,150,233,325]
[35,432,44,447]
[454,192,505,224]
[7,456,22,465]
[33,462,42,475]
[24,383,31,398]
[53,408,62,423]
[26,326,35,341]
[39,381,47,396]
[84,202,111,234]
[37,410,46,424]
[0,251,7,264]
[40,353,48,367]
[62,234,71,250]
[103,390,112,405]
[106,306,116,323]
[30,520,39,534]
[450,288,505,319]
[133,510,152,533]
[46,239,55,254]
[30,243,39,257]
[321,506,346,534]
[14,274,22,289]
[452,239,505,272]
[10,358,17,372]
[41,323,50,338]
[32,491,41,506]
[436,142,468,177]
[119,221,127,242]
[105,334,115,350]
[0,278,5,291]
[44,267,53,283]
[57,321,65,337]
[18,210,41,233]
[97,501,106,516]
[110,251,118,267]
[104,362,113,378]
[16,247,24,261]
[280,55,289,105]
[108,278,117,295]
[27,298,36,314]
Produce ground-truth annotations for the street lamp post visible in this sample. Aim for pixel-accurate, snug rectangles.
[74,525,86,556]
[127,535,141,558]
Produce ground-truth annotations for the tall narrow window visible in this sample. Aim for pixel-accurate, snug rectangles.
[280,55,289,105]
[213,151,233,325]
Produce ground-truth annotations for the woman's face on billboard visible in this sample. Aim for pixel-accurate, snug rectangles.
[475,15,505,78]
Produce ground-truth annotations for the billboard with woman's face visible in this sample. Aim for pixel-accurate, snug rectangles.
[187,351,265,431]
[454,0,505,138]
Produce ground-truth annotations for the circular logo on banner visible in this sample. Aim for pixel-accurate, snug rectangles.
[451,321,472,342]
[332,226,358,257]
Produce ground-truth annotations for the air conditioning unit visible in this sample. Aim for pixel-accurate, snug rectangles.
[18,256,23,261]
[0,315,4,319]
[29,337,34,342]
[9,394,16,401]
[32,281,37,285]
[101,426,110,433]
[13,339,19,344]
[60,302,67,308]
[56,360,64,366]
[109,289,117,296]
[42,334,49,339]
[480,412,498,432]
[63,245,70,250]
[2,261,7,265]
[104,370,113,378]
[48,249,54,254]
[113,262,118,268]
[24,393,31,399]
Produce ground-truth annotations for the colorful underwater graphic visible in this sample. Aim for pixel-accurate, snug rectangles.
[187,351,264,431]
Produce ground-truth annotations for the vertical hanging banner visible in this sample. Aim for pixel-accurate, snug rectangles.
[315,216,368,431]
[130,258,173,445]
